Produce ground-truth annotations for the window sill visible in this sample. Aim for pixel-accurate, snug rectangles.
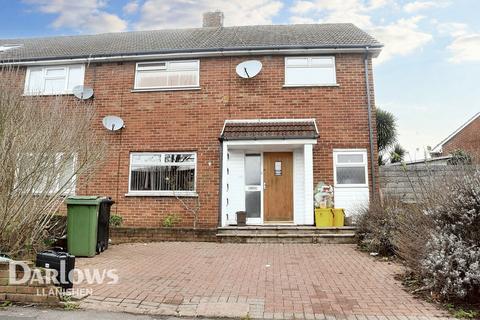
[131,87,201,93]
[283,84,339,88]
[23,92,75,97]
[334,185,369,188]
[125,191,198,197]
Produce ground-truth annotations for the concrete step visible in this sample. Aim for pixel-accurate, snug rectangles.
[217,226,356,235]
[217,226,357,243]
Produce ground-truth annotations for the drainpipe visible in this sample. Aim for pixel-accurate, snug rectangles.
[364,47,376,199]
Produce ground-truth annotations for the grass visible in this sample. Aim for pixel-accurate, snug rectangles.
[0,301,12,308]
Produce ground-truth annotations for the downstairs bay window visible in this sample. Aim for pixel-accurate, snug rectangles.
[128,152,197,196]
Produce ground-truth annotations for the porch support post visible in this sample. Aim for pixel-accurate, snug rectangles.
[304,144,314,225]
[220,142,229,227]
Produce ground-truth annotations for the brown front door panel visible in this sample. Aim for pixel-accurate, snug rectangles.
[263,152,294,222]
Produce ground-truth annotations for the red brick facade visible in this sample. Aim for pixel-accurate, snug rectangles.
[18,53,378,228]
[441,116,480,163]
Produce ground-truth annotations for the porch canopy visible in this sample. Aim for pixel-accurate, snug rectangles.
[220,119,318,227]
[220,119,319,141]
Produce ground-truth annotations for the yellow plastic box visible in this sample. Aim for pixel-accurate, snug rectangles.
[332,208,345,227]
[315,208,333,227]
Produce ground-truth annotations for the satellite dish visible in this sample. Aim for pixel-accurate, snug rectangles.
[72,85,94,100]
[102,115,124,131]
[236,60,262,79]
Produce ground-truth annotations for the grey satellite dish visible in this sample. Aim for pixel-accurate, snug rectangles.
[236,60,262,79]
[102,115,124,131]
[72,85,94,100]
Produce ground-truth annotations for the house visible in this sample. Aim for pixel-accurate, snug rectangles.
[430,112,480,163]
[386,155,453,166]
[0,12,382,230]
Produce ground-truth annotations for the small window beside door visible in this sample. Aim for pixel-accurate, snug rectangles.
[244,154,262,219]
[334,150,368,187]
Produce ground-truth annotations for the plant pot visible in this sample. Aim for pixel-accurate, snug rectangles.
[236,211,247,226]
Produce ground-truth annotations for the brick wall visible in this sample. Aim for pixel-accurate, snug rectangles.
[441,116,480,163]
[15,53,378,228]
[110,227,218,243]
[0,261,60,305]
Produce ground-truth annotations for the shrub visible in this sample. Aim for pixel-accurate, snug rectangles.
[356,196,432,265]
[422,170,480,300]
[448,149,473,165]
[356,197,402,256]
[109,214,123,227]
[362,165,480,302]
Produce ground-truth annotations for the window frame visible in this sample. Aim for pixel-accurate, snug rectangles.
[284,56,337,87]
[333,149,368,188]
[15,153,77,196]
[127,151,198,197]
[133,60,200,91]
[24,64,85,96]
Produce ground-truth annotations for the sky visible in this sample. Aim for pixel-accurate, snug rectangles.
[0,0,479,161]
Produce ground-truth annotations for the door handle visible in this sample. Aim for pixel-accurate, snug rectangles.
[263,182,267,190]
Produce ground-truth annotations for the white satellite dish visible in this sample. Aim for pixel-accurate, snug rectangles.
[72,85,94,100]
[102,115,124,131]
[236,60,262,79]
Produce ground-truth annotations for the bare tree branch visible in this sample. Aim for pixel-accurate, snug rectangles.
[0,66,106,258]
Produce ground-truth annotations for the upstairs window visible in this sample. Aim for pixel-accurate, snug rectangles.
[285,56,336,86]
[134,60,200,90]
[24,65,85,95]
[333,150,368,187]
[129,152,196,195]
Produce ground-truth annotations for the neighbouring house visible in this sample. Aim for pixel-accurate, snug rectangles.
[0,12,382,230]
[386,155,453,166]
[430,112,480,163]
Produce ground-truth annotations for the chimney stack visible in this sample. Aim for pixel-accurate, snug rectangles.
[203,11,224,28]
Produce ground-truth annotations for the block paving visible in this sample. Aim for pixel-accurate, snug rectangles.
[76,242,453,319]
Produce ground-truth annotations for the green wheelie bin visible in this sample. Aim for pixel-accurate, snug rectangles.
[66,196,102,257]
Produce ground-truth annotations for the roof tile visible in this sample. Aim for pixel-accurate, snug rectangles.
[0,23,381,62]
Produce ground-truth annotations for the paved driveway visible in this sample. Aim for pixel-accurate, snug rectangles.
[76,242,451,319]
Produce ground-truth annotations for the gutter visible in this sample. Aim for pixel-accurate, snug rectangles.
[364,47,376,199]
[1,46,383,66]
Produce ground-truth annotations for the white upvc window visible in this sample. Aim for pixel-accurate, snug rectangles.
[24,65,85,95]
[128,152,197,196]
[134,60,200,90]
[333,150,368,187]
[16,153,77,195]
[284,56,337,86]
